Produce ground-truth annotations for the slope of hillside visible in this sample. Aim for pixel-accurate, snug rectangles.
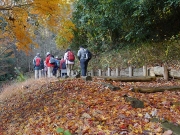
[0,77,180,135]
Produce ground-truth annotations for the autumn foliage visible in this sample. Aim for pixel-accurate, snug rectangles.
[0,0,75,53]
[0,77,180,134]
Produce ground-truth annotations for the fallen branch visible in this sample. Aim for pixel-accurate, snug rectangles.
[170,102,180,106]
[132,86,180,93]
[98,76,156,82]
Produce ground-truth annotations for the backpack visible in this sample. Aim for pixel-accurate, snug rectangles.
[49,56,56,64]
[67,51,75,62]
[35,57,41,66]
[85,49,92,61]
[56,60,60,67]
[61,61,66,69]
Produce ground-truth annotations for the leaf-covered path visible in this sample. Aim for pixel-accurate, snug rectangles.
[0,78,180,134]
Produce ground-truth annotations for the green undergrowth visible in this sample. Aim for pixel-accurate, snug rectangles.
[86,41,180,71]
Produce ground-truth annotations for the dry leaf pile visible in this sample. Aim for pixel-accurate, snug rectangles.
[0,77,180,135]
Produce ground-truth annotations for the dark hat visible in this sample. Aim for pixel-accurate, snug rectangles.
[66,48,71,52]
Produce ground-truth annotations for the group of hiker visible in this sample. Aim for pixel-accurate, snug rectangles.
[33,46,92,79]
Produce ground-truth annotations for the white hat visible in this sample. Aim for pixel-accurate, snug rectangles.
[55,56,58,59]
[46,52,50,56]
[36,53,40,56]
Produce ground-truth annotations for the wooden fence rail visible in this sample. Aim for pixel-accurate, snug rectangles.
[87,65,177,81]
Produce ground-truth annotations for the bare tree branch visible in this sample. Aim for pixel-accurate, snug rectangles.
[0,3,33,10]
[0,44,14,56]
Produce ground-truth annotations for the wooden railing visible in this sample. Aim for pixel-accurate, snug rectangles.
[87,65,175,81]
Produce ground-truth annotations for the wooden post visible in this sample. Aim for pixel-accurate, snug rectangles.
[98,69,102,76]
[143,65,147,76]
[129,66,133,77]
[90,69,94,76]
[115,68,119,76]
[107,67,111,76]
[163,63,168,81]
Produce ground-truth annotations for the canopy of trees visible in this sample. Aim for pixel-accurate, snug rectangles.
[71,0,180,51]
[0,0,75,81]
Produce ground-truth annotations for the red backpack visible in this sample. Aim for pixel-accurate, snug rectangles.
[35,57,41,66]
[67,51,75,61]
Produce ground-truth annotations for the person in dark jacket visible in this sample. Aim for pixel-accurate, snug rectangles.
[52,56,60,77]
[77,46,91,76]
[33,53,44,79]
[60,57,67,77]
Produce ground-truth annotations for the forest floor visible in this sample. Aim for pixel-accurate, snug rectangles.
[0,77,180,135]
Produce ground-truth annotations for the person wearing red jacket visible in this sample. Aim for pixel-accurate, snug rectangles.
[45,52,54,77]
[64,49,75,77]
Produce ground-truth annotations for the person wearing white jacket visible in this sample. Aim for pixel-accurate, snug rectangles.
[64,49,75,77]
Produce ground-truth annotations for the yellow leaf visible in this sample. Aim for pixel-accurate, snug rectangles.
[44,106,48,112]
[104,130,111,134]
[177,120,180,125]
[97,125,103,130]
[47,116,51,123]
